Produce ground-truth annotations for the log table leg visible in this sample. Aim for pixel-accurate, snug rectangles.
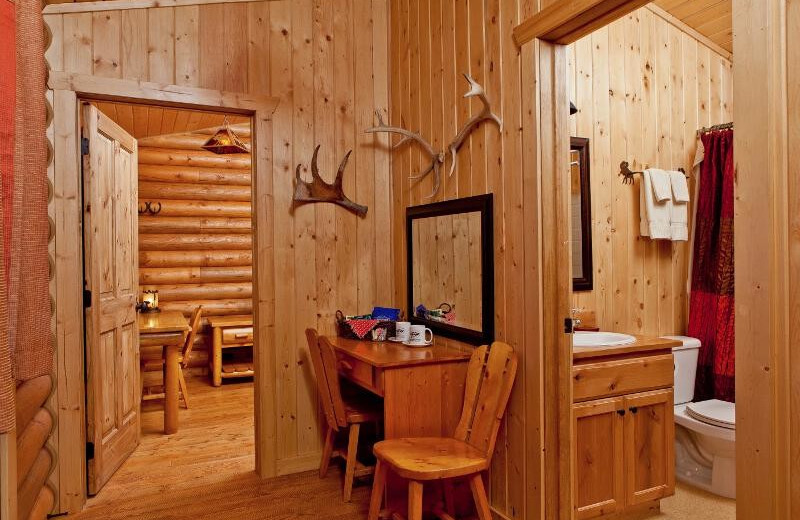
[212,326,223,387]
[163,344,180,434]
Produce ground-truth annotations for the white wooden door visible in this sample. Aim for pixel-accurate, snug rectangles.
[81,104,140,495]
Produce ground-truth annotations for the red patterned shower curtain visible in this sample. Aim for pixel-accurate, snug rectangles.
[688,129,735,403]
[0,0,51,434]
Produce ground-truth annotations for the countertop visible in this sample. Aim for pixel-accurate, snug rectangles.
[572,334,681,361]
[327,336,473,368]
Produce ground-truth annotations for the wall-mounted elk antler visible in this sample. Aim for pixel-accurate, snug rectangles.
[293,145,368,217]
[366,73,502,199]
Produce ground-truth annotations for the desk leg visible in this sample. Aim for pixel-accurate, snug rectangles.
[212,327,222,387]
[163,345,179,434]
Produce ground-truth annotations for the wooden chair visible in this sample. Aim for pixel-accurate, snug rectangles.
[141,306,203,408]
[367,341,518,520]
[306,329,382,502]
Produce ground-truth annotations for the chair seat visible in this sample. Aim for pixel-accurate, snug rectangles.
[373,437,488,481]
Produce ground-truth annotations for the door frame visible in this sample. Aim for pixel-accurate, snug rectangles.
[518,0,794,518]
[47,71,279,513]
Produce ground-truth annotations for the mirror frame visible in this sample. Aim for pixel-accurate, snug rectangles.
[406,194,495,346]
[571,137,593,292]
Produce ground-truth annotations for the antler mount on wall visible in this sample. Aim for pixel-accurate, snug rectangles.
[366,73,502,198]
[292,145,368,217]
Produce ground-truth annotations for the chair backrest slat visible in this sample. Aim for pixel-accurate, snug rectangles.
[181,306,203,369]
[306,329,340,431]
[453,342,518,457]
[318,336,348,428]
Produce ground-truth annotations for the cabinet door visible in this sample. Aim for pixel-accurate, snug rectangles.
[573,397,626,519]
[623,389,675,506]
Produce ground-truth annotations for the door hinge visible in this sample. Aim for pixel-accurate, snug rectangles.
[564,317,574,334]
[81,136,90,156]
[86,441,95,460]
[83,289,92,308]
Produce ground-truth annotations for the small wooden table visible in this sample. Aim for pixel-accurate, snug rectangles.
[138,311,190,434]
[208,315,254,386]
[327,337,473,515]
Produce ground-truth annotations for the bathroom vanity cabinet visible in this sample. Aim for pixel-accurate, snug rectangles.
[572,338,679,519]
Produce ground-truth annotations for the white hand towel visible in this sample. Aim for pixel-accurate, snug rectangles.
[648,168,672,202]
[640,170,672,240]
[668,170,689,241]
[669,170,690,202]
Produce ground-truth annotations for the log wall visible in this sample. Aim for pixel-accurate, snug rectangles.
[136,129,254,369]
[15,376,55,520]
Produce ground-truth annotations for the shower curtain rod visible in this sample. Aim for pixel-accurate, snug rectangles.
[697,122,733,135]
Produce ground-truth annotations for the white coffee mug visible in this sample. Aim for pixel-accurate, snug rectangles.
[395,321,411,341]
[409,325,433,344]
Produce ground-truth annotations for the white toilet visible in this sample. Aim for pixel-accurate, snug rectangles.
[665,335,736,499]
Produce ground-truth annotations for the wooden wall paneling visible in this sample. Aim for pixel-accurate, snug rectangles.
[467,0,486,197]
[174,6,200,86]
[291,0,319,461]
[733,1,796,516]
[371,0,392,305]
[198,4,225,90]
[147,7,175,84]
[63,13,93,75]
[333,0,357,322]
[223,4,248,93]
[453,0,470,200]
[91,11,121,78]
[121,9,148,80]
[247,2,270,96]
[0,432,17,520]
[268,0,296,464]
[354,0,376,312]
[312,0,336,338]
[590,27,612,328]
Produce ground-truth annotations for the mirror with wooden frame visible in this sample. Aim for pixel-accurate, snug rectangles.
[407,194,494,345]
[569,137,593,291]
[571,137,593,292]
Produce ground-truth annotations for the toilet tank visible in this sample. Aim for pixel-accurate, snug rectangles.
[662,336,701,405]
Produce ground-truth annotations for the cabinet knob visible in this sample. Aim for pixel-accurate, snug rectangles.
[629,407,638,414]
[616,409,626,416]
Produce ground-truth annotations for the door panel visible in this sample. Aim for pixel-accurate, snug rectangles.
[623,389,675,506]
[573,397,625,519]
[82,104,140,495]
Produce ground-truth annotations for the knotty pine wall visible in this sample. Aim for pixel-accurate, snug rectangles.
[136,127,253,370]
[45,0,391,475]
[389,2,731,516]
[568,7,733,336]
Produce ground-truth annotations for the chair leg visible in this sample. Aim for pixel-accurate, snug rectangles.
[320,425,335,478]
[442,479,456,516]
[177,367,190,409]
[367,460,387,520]
[408,480,423,520]
[469,474,492,520]
[343,423,360,502]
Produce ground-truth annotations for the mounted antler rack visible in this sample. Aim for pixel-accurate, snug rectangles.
[138,201,162,215]
[292,145,368,217]
[366,73,502,199]
[619,162,687,185]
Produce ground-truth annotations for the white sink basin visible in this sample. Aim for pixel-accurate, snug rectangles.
[573,331,636,348]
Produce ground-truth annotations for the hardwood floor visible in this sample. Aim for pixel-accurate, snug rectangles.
[69,376,369,519]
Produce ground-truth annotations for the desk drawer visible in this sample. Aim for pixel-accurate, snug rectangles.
[337,353,383,396]
[573,353,673,402]
[222,327,253,344]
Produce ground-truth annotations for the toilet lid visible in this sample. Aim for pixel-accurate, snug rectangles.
[686,400,735,430]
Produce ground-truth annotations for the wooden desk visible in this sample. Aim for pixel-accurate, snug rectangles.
[208,315,254,386]
[138,311,189,434]
[328,337,472,515]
